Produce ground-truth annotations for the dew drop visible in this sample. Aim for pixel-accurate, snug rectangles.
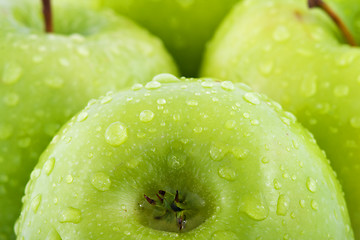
[238,192,268,221]
[311,199,319,211]
[152,73,179,83]
[157,98,166,105]
[76,46,89,56]
[59,207,81,223]
[167,152,186,169]
[243,92,260,105]
[131,83,143,91]
[273,178,282,190]
[77,111,88,122]
[306,177,317,193]
[258,60,273,75]
[231,147,248,160]
[105,122,128,146]
[91,172,111,191]
[100,95,113,104]
[59,58,70,67]
[3,92,19,106]
[139,110,155,122]
[186,100,198,106]
[0,123,13,140]
[45,76,64,89]
[211,230,238,240]
[210,143,227,161]
[2,62,22,84]
[193,126,203,133]
[273,26,290,42]
[299,199,306,208]
[218,167,236,181]
[300,75,317,97]
[333,85,349,97]
[250,119,260,125]
[225,120,236,129]
[261,157,269,163]
[276,194,290,216]
[31,194,42,213]
[350,117,360,128]
[46,228,61,240]
[126,157,142,168]
[201,80,214,88]
[145,81,161,89]
[65,175,73,184]
[173,113,181,121]
[43,157,55,176]
[220,81,235,91]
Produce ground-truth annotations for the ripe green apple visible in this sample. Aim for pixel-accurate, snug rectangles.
[16,75,353,239]
[0,0,177,239]
[201,0,360,236]
[99,0,239,77]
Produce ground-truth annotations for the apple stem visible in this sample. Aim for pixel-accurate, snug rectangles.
[41,0,53,33]
[308,0,356,46]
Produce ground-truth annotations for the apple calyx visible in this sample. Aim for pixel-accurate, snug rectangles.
[308,0,356,46]
[41,0,53,33]
[144,190,187,231]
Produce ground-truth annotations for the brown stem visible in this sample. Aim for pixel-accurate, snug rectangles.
[308,0,356,46]
[41,0,53,33]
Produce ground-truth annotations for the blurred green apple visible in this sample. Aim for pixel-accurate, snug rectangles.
[16,75,353,239]
[0,0,177,238]
[99,0,239,77]
[201,0,360,236]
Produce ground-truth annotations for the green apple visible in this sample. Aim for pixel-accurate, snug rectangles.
[16,75,353,239]
[99,0,239,77]
[0,0,177,239]
[201,0,360,237]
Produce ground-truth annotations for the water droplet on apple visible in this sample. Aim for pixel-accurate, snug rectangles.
[31,194,41,213]
[337,52,356,66]
[250,119,260,126]
[210,143,227,161]
[77,111,88,122]
[258,60,273,75]
[100,95,113,104]
[299,199,306,208]
[276,194,289,216]
[91,172,111,191]
[220,81,235,91]
[145,81,161,89]
[311,199,319,211]
[43,157,55,176]
[261,157,269,163]
[3,92,19,106]
[105,122,128,146]
[225,120,236,129]
[238,192,268,221]
[64,175,73,184]
[186,99,198,106]
[274,178,282,190]
[231,147,248,160]
[272,25,290,42]
[350,116,360,128]
[167,152,186,169]
[193,126,203,133]
[32,55,43,63]
[173,113,181,121]
[59,207,81,223]
[152,73,179,83]
[58,58,70,67]
[157,98,166,105]
[46,228,61,240]
[139,110,155,122]
[76,46,90,56]
[131,83,143,91]
[243,92,260,105]
[306,177,317,193]
[333,85,349,97]
[0,123,13,140]
[44,76,64,89]
[218,166,236,181]
[201,79,214,88]
[2,62,22,84]
[300,75,317,97]
[211,230,238,239]
[126,157,142,168]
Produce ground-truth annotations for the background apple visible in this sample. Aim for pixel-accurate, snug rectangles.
[201,0,360,237]
[16,75,353,239]
[99,0,239,77]
[0,0,177,239]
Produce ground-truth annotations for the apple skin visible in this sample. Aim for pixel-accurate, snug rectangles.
[0,0,177,239]
[200,0,360,237]
[99,0,239,77]
[16,75,353,239]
